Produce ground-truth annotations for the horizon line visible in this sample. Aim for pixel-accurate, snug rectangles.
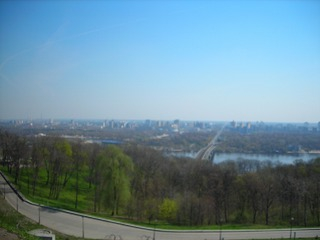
[0,118,319,124]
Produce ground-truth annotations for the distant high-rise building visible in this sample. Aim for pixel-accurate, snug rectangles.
[188,121,195,128]
[102,120,107,128]
[172,119,180,130]
[110,120,115,128]
[145,119,151,127]
[231,121,237,128]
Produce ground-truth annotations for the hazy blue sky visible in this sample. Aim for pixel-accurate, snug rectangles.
[0,1,319,122]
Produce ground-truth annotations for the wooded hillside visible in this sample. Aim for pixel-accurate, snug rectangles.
[1,130,319,227]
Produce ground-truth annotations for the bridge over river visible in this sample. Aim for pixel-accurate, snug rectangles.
[196,124,226,161]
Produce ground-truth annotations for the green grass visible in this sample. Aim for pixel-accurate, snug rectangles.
[3,166,95,213]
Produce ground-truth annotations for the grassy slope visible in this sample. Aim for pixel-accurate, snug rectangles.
[0,167,312,231]
[10,167,95,213]
[0,169,317,239]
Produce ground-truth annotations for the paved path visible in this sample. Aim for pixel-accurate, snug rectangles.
[1,172,319,240]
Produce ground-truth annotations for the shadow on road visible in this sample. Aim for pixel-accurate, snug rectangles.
[40,207,60,214]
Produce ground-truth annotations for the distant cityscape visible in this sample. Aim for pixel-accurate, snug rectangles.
[1,118,320,134]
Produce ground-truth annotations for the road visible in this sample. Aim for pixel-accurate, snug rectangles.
[1,172,320,240]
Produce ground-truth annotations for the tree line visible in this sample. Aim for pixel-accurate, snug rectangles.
[0,130,319,227]
[216,131,320,154]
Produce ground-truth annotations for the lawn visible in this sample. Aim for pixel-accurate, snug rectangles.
[2,166,96,213]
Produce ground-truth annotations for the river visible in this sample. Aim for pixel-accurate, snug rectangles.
[213,152,320,164]
[168,152,320,164]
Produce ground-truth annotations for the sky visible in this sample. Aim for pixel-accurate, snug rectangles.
[0,0,319,123]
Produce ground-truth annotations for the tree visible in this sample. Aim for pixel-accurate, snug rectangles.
[72,141,88,209]
[87,143,101,189]
[30,137,49,195]
[125,145,164,220]
[0,131,29,185]
[159,198,178,223]
[307,158,320,225]
[96,145,133,215]
[243,172,261,224]
[48,138,72,199]
[208,167,224,225]
[10,135,28,184]
[219,161,237,223]
[233,175,248,223]
[0,130,14,170]
[259,169,276,225]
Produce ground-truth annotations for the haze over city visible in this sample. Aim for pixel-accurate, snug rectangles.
[0,0,319,122]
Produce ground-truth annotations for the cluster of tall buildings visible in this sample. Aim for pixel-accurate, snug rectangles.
[229,121,320,133]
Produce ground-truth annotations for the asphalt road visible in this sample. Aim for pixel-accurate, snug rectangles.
[1,172,319,240]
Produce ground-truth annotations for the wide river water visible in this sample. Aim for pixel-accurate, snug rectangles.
[169,152,320,164]
[213,152,320,164]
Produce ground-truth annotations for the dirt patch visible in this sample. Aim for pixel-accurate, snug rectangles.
[0,228,20,240]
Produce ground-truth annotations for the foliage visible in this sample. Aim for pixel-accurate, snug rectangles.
[94,145,133,215]
[47,138,73,199]
[1,130,320,228]
[159,198,178,223]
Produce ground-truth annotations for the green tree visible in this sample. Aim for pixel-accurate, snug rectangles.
[125,146,163,220]
[159,198,178,223]
[96,145,133,215]
[48,138,72,199]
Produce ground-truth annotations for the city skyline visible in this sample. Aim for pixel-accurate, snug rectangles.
[1,1,320,122]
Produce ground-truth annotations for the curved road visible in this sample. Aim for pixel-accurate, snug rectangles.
[1,172,319,240]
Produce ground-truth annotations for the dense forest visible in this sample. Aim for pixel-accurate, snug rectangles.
[0,130,319,227]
